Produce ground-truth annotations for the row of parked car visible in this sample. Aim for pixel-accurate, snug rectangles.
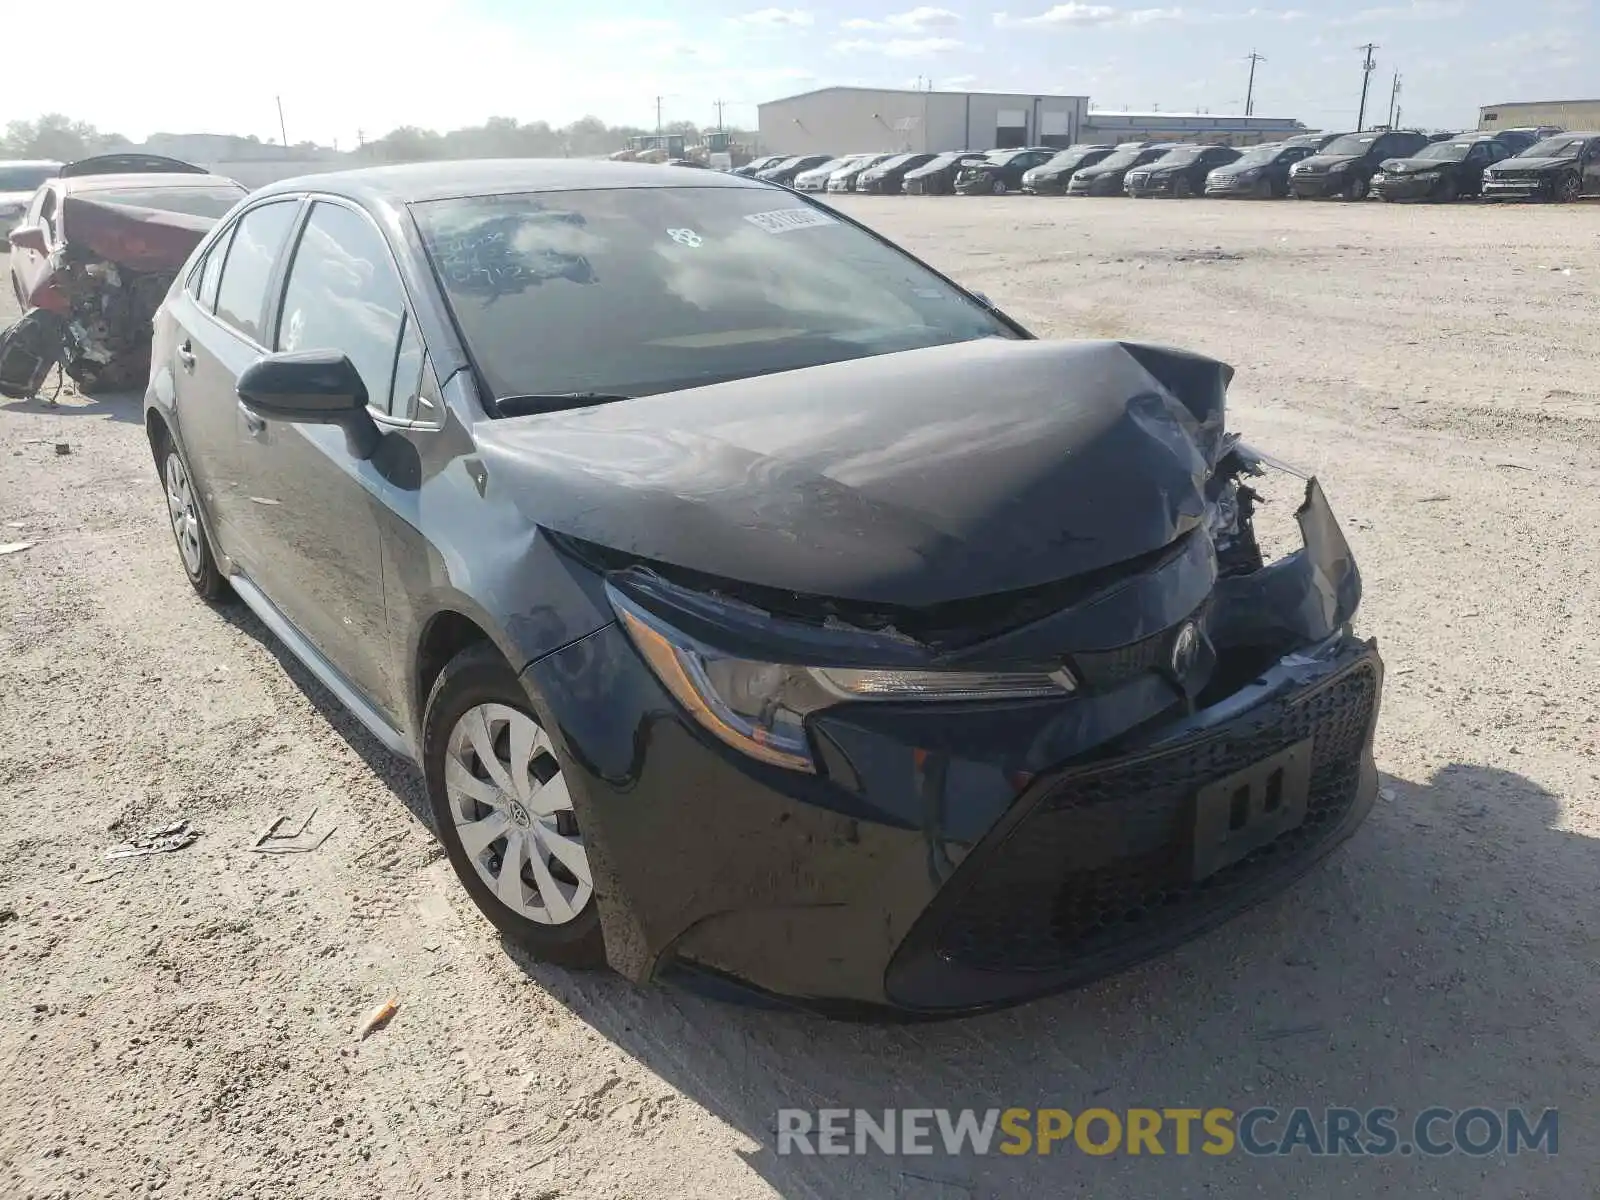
[732,126,1600,204]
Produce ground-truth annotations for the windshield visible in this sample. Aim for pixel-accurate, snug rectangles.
[413,188,1015,404]
[1323,134,1380,156]
[1153,147,1203,167]
[1523,136,1585,158]
[1093,148,1145,171]
[92,185,246,218]
[1042,149,1097,171]
[1231,145,1282,168]
[1413,142,1475,161]
[0,165,57,192]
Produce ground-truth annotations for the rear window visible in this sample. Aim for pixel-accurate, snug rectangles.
[412,187,1013,404]
[93,185,247,219]
[0,166,57,192]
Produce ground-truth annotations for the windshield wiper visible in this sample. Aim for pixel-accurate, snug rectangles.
[496,392,634,417]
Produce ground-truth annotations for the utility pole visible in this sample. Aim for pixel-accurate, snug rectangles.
[1354,43,1378,131]
[1244,51,1266,117]
[655,96,663,134]
[1387,72,1402,128]
[714,99,725,131]
[275,95,289,152]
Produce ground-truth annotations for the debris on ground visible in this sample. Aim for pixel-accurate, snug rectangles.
[104,819,199,860]
[249,809,333,855]
[0,907,17,925]
[359,997,399,1040]
[0,542,33,556]
[54,443,70,456]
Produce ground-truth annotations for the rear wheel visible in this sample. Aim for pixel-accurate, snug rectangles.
[424,644,606,968]
[160,440,227,601]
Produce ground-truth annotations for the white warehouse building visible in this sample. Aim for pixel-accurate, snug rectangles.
[757,86,1090,156]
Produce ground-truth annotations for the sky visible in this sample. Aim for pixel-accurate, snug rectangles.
[1,0,1589,147]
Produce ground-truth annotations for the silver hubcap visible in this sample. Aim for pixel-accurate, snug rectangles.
[165,452,202,576]
[445,703,592,926]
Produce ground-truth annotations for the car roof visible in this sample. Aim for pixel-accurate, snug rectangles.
[255,159,764,205]
[62,172,246,194]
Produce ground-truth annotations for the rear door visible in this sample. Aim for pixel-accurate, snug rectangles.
[168,199,303,567]
[233,197,418,716]
[1583,138,1600,194]
[11,183,58,301]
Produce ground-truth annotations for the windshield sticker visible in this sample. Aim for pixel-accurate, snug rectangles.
[744,208,838,235]
[667,227,703,248]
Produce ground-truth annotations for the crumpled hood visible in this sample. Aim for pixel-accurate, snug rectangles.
[1297,153,1362,171]
[1378,156,1449,174]
[473,338,1232,607]
[1488,156,1574,172]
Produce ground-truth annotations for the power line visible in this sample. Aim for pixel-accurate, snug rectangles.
[1244,51,1266,118]
[1354,43,1379,131]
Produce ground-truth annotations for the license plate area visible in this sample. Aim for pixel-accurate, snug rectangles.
[1191,738,1313,881]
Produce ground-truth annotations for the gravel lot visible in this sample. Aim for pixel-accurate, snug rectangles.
[2,196,1597,1200]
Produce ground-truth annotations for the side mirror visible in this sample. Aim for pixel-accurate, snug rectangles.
[8,224,46,254]
[237,350,381,459]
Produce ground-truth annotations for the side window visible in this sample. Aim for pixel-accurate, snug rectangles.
[276,201,409,414]
[193,225,233,312]
[214,201,300,343]
[389,313,425,420]
[38,190,58,243]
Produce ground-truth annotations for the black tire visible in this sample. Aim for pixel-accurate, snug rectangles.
[991,178,1008,195]
[155,430,228,602]
[1437,177,1458,203]
[423,643,607,969]
[1556,173,1582,203]
[1175,176,1193,198]
[1346,175,1369,201]
[1254,177,1274,199]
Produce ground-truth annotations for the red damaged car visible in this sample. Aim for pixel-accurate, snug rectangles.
[4,154,247,392]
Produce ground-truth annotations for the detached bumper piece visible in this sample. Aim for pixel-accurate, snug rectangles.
[885,637,1381,1013]
[1370,176,1437,201]
[1483,177,1551,201]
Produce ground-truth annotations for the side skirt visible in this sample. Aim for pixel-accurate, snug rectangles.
[228,572,414,761]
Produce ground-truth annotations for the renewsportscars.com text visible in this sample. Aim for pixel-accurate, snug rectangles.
[776,1106,1559,1158]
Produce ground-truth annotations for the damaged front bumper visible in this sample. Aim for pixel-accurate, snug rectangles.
[527,462,1381,1016]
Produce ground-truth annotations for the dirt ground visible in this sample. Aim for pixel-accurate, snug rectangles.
[2,195,1597,1200]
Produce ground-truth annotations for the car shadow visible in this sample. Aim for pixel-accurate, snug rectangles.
[198,617,1592,1195]
[499,762,1594,1198]
[211,598,433,829]
[0,383,145,424]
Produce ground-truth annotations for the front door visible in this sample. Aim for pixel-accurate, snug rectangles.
[233,198,415,719]
[1584,139,1600,195]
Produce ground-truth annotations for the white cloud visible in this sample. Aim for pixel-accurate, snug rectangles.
[578,17,679,37]
[835,35,967,55]
[993,5,1184,27]
[941,73,980,86]
[842,7,963,30]
[1325,0,1463,27]
[729,7,816,27]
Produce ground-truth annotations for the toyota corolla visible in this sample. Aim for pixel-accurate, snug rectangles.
[145,161,1383,1017]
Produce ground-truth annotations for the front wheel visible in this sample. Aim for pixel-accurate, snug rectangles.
[1345,175,1369,201]
[424,644,606,968]
[1175,176,1193,198]
[1254,177,1274,199]
[991,178,1008,195]
[1437,177,1458,203]
[1556,173,1582,203]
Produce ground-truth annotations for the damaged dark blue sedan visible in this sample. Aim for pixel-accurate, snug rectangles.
[144,160,1382,1017]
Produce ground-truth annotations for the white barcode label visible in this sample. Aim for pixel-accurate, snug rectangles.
[744,208,838,234]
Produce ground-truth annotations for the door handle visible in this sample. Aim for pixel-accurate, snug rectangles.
[176,341,196,371]
[238,401,266,435]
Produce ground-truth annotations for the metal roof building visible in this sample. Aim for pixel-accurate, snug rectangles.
[757,87,1090,156]
[1083,111,1310,147]
[1479,98,1600,132]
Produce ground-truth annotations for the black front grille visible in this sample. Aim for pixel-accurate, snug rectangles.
[934,661,1379,973]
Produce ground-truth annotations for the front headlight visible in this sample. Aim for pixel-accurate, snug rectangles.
[1235,168,1261,181]
[612,590,1077,772]
[1414,171,1441,181]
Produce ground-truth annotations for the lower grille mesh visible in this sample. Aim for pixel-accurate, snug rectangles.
[935,662,1379,972]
